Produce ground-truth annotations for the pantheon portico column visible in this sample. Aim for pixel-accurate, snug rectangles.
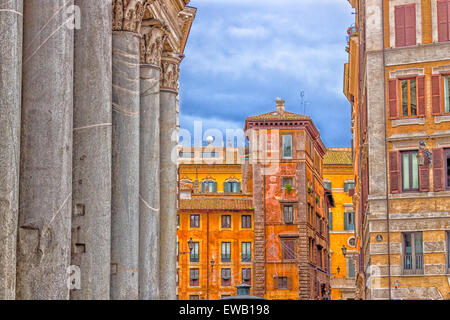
[159,52,183,300]
[138,20,167,300]
[0,0,22,300]
[110,0,145,300]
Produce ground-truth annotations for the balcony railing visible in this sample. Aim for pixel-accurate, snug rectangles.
[241,255,252,263]
[403,253,424,275]
[190,255,199,263]
[221,255,231,263]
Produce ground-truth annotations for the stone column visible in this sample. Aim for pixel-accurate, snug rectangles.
[0,0,22,300]
[110,0,146,300]
[71,0,112,300]
[17,0,74,300]
[159,52,183,300]
[138,22,167,300]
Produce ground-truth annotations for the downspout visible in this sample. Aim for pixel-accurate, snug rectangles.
[380,0,392,300]
[206,210,210,300]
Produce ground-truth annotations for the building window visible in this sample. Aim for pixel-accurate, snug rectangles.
[274,277,290,290]
[399,78,417,117]
[242,268,251,285]
[190,214,200,228]
[189,295,199,300]
[283,205,294,224]
[347,258,356,278]
[316,245,323,268]
[329,211,333,230]
[344,212,355,231]
[224,180,241,193]
[281,239,296,260]
[395,4,416,47]
[221,215,231,229]
[221,242,231,262]
[403,232,424,275]
[189,269,199,287]
[438,0,450,42]
[177,242,179,262]
[447,231,450,272]
[282,134,293,159]
[221,268,231,287]
[179,151,194,158]
[444,75,450,113]
[201,180,217,193]
[324,181,332,190]
[190,242,199,263]
[241,215,252,229]
[282,177,293,189]
[201,152,219,158]
[241,242,252,262]
[344,181,355,192]
[177,214,180,227]
[446,149,450,189]
[401,150,419,191]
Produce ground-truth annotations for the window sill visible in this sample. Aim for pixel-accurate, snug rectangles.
[434,114,450,124]
[391,117,425,127]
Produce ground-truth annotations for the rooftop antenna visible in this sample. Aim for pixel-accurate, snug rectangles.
[300,90,310,115]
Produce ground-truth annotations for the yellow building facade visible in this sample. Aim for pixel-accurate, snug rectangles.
[324,148,357,300]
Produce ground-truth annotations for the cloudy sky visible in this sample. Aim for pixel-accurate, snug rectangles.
[179,0,354,148]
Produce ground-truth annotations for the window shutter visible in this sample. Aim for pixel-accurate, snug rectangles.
[431,75,442,115]
[388,79,399,119]
[405,5,416,46]
[344,212,349,230]
[201,182,205,193]
[273,278,277,290]
[417,76,426,116]
[213,182,217,193]
[288,277,293,290]
[419,159,430,192]
[433,148,445,191]
[237,182,241,193]
[223,181,229,193]
[395,6,406,47]
[438,0,449,42]
[389,151,401,193]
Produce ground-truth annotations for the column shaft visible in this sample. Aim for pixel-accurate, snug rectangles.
[111,31,140,300]
[159,89,178,300]
[139,64,161,300]
[71,0,112,300]
[17,0,74,300]
[0,0,22,300]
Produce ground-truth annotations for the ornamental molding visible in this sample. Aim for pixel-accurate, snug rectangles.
[140,18,169,66]
[160,52,184,91]
[113,0,151,33]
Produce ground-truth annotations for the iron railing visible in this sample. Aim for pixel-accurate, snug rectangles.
[403,253,424,275]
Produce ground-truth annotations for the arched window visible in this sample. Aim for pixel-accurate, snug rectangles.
[201,179,217,193]
[224,179,241,193]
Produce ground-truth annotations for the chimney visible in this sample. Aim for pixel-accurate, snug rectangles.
[276,98,285,115]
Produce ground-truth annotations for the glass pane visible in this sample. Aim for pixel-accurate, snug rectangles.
[401,80,409,116]
[411,152,419,189]
[414,232,423,254]
[404,233,412,254]
[410,79,417,116]
[444,76,450,113]
[283,135,292,158]
[402,153,410,189]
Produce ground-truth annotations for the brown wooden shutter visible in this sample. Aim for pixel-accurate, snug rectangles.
[388,79,399,119]
[273,277,278,290]
[389,151,401,193]
[419,154,430,192]
[433,148,445,191]
[431,75,442,115]
[395,6,406,47]
[288,277,293,290]
[405,4,417,46]
[438,0,449,42]
[417,76,426,117]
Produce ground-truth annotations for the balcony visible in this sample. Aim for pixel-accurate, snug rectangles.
[403,253,424,275]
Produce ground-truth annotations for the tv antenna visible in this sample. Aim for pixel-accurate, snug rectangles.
[300,91,310,115]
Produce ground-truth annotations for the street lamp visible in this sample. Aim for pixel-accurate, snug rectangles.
[210,258,215,271]
[187,237,194,253]
[337,266,340,275]
[341,245,347,257]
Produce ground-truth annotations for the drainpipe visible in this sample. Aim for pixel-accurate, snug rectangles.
[381,0,393,300]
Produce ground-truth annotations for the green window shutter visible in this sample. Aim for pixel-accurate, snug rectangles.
[213,182,217,193]
[329,211,333,230]
[224,182,230,193]
[237,182,241,193]
[201,182,205,193]
[344,212,349,230]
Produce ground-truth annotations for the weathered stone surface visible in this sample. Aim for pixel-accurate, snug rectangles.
[71,0,112,300]
[17,0,74,300]
[159,89,178,300]
[139,64,161,300]
[111,31,141,300]
[0,0,22,301]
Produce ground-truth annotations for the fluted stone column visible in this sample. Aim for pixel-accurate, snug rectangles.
[110,0,145,300]
[0,0,22,300]
[71,0,112,300]
[159,52,183,300]
[138,22,166,300]
[17,0,74,300]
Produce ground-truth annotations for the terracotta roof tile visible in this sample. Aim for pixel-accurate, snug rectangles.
[179,198,254,211]
[246,111,310,121]
[323,148,352,165]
